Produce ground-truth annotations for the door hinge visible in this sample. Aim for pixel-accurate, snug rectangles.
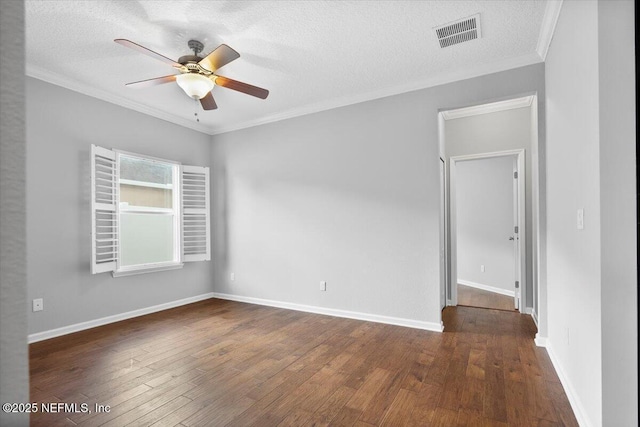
[515,281,520,288]
[514,171,518,179]
[514,226,519,233]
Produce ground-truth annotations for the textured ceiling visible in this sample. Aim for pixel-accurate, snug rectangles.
[26,1,556,135]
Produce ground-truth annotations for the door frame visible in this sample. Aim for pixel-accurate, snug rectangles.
[448,149,526,310]
[439,157,447,310]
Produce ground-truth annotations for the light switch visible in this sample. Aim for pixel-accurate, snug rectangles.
[577,208,584,230]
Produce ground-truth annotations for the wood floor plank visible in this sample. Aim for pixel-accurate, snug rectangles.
[546,380,580,427]
[330,406,363,427]
[459,376,484,414]
[67,383,151,424]
[181,394,255,427]
[345,368,392,412]
[224,371,314,426]
[379,388,418,426]
[483,345,508,422]
[504,377,531,426]
[148,393,228,427]
[358,368,408,424]
[126,395,192,427]
[29,299,579,427]
[458,284,516,312]
[502,332,525,383]
[401,359,433,392]
[424,344,452,387]
[79,379,196,426]
[431,407,460,426]
[526,375,560,423]
[306,385,356,426]
[438,340,471,410]
[277,408,315,426]
[456,409,483,426]
[405,383,441,426]
[466,347,486,380]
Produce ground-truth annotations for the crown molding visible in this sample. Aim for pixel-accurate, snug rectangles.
[27,50,543,137]
[441,95,533,120]
[536,0,564,60]
[25,64,213,135]
[210,52,543,135]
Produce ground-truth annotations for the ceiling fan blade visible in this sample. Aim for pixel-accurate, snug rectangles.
[114,39,181,67]
[200,92,218,110]
[215,75,269,99]
[198,44,240,72]
[124,74,177,88]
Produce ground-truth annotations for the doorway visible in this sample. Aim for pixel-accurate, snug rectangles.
[449,150,525,311]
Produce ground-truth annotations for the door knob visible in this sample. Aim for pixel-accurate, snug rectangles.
[509,236,515,241]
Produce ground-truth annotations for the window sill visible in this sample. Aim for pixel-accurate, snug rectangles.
[112,263,184,278]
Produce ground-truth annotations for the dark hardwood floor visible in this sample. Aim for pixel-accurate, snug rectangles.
[457,284,517,312]
[29,299,577,426]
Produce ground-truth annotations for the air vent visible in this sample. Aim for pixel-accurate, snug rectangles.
[434,14,481,48]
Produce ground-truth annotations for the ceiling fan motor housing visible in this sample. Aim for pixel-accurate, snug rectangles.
[178,55,203,65]
[180,41,212,74]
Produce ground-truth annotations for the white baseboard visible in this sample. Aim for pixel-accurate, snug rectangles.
[458,279,515,297]
[28,292,216,343]
[523,307,538,328]
[534,333,548,347]
[212,292,444,332]
[535,338,592,427]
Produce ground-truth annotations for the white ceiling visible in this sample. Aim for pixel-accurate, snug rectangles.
[25,1,560,135]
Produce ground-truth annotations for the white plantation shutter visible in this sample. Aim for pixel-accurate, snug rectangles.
[91,145,118,274]
[181,165,210,262]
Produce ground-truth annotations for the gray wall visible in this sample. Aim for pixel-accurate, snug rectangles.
[0,1,29,425]
[456,156,515,293]
[597,0,637,425]
[545,0,637,425]
[26,78,213,336]
[546,2,603,422]
[445,106,534,309]
[211,64,545,326]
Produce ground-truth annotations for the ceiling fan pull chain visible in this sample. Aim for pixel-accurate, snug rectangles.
[194,99,200,122]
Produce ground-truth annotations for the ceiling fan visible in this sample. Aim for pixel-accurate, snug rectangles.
[114,39,269,110]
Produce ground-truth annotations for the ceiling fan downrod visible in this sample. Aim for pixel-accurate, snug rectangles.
[187,40,204,57]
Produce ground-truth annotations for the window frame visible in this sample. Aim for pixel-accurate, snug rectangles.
[113,150,184,277]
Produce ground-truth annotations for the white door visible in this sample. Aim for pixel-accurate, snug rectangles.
[511,156,525,310]
[453,154,520,309]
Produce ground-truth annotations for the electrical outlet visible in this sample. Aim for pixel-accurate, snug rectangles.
[33,298,44,312]
[480,265,485,273]
[320,281,327,291]
[230,272,235,281]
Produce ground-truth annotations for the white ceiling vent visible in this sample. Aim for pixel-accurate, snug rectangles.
[434,14,481,48]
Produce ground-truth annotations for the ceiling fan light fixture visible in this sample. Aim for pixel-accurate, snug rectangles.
[176,73,214,99]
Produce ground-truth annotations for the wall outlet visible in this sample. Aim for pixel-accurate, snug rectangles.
[320,281,327,291]
[480,265,485,273]
[230,272,235,281]
[33,298,44,312]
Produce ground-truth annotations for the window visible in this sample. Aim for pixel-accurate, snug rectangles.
[119,153,180,271]
[90,145,210,276]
